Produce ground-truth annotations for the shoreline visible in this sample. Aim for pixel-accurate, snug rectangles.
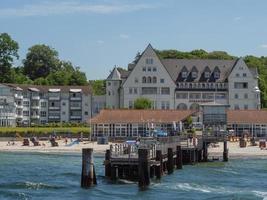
[1,140,267,159]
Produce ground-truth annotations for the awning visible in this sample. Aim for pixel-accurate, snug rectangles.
[70,89,82,93]
[28,88,39,92]
[49,89,61,92]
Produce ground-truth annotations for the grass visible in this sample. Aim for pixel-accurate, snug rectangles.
[0,126,90,137]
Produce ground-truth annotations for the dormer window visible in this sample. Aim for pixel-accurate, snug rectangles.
[192,71,198,78]
[204,72,210,78]
[214,72,220,79]
[182,72,187,78]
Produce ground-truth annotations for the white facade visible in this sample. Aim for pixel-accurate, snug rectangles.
[106,44,261,110]
[0,84,105,127]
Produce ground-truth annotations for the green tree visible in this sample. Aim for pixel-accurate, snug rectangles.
[23,44,59,79]
[90,80,106,95]
[10,67,32,84]
[0,33,19,83]
[134,98,152,109]
[68,67,87,85]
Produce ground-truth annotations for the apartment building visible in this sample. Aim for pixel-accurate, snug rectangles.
[0,84,105,127]
[106,44,261,110]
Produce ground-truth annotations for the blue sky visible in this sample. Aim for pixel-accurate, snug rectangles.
[1,0,267,80]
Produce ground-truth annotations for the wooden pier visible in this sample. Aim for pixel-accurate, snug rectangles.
[103,135,228,188]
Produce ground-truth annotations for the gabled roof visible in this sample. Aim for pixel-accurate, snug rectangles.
[227,110,267,124]
[90,109,196,124]
[162,59,236,82]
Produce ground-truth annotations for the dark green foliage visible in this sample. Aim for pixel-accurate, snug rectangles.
[89,80,106,95]
[0,33,19,83]
[134,98,152,109]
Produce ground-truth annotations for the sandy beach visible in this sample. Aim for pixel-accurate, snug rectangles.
[1,139,267,158]
[0,140,110,155]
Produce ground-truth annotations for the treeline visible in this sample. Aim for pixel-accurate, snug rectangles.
[156,49,267,108]
[0,33,87,86]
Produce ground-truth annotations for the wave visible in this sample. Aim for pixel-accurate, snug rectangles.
[253,190,267,200]
[0,181,64,190]
[0,190,30,200]
[175,183,212,193]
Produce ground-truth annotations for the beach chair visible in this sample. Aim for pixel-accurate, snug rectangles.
[30,137,40,146]
[50,138,59,147]
[23,138,30,146]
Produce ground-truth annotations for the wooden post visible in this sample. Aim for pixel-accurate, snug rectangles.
[176,146,182,169]
[223,140,228,162]
[111,166,118,181]
[155,150,162,179]
[138,148,150,188]
[105,149,111,177]
[203,141,208,162]
[81,148,97,188]
[167,148,174,174]
[150,166,155,178]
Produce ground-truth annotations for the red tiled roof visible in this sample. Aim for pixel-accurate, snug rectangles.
[90,109,196,124]
[227,110,267,124]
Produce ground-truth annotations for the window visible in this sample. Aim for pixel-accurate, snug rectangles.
[62,102,66,106]
[129,101,133,109]
[152,77,157,83]
[192,71,198,78]
[182,71,187,78]
[108,82,111,86]
[23,101,29,107]
[147,77,152,83]
[160,79,164,83]
[204,72,210,78]
[243,73,247,77]
[214,72,220,79]
[236,73,240,77]
[135,78,138,83]
[244,93,248,99]
[129,88,133,94]
[244,105,248,110]
[235,94,239,99]
[62,111,66,115]
[40,111,46,117]
[189,93,201,99]
[85,111,88,115]
[148,67,151,72]
[234,82,248,89]
[161,101,170,110]
[41,102,46,107]
[23,111,29,116]
[202,93,214,99]
[142,77,146,83]
[108,91,111,96]
[176,93,188,99]
[146,58,153,64]
[234,105,239,110]
[141,87,157,95]
[134,88,138,94]
[142,67,146,72]
[161,87,170,95]
[153,67,157,72]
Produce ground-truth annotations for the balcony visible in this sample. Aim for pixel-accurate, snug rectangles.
[31,96,40,100]
[70,97,82,101]
[31,115,40,119]
[16,114,23,119]
[31,105,40,109]
[49,106,60,110]
[70,115,82,120]
[70,106,82,110]
[14,94,23,99]
[48,115,60,119]
[16,104,23,109]
[49,96,60,101]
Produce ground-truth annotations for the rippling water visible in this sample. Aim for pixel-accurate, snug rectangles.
[1,152,267,200]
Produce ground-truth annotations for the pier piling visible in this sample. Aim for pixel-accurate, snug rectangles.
[81,148,97,188]
[176,146,182,169]
[138,149,150,188]
[105,149,111,177]
[155,150,162,179]
[223,140,228,162]
[167,148,174,174]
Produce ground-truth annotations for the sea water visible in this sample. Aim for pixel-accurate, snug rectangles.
[1,152,267,200]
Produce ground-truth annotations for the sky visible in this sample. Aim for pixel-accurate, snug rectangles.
[1,0,267,80]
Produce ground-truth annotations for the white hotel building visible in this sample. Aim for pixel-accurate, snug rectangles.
[0,84,105,127]
[106,44,261,110]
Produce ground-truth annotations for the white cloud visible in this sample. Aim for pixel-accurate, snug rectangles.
[0,1,156,17]
[119,34,130,39]
[259,44,267,48]
[233,16,242,22]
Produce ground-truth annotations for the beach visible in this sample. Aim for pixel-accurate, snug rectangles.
[0,139,267,158]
